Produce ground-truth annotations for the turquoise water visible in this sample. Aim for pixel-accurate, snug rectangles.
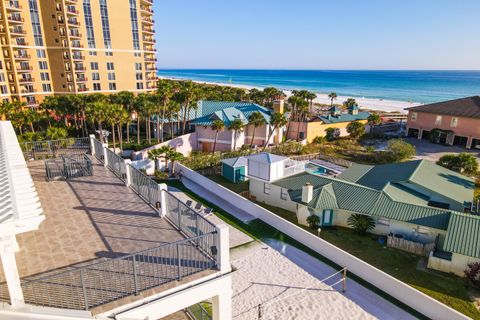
[305,163,328,175]
[157,69,480,104]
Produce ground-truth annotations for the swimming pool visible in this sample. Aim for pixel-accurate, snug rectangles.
[305,163,330,175]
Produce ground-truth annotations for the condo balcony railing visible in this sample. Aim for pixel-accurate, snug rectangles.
[5,1,22,11]
[141,0,153,5]
[7,15,24,23]
[18,77,34,83]
[9,28,26,35]
[77,87,88,92]
[17,65,33,71]
[14,53,30,59]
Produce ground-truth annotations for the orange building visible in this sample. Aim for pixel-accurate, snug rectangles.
[405,96,480,149]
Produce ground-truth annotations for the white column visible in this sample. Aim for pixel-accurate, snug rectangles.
[467,136,473,149]
[89,134,96,156]
[212,284,232,320]
[417,129,423,140]
[126,164,132,187]
[216,224,231,274]
[0,237,24,307]
[159,183,168,218]
[103,144,109,167]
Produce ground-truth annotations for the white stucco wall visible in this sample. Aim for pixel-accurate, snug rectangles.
[249,179,298,213]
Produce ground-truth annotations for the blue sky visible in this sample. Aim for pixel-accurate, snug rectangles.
[153,0,480,70]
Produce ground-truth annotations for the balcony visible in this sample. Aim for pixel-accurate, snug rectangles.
[71,54,84,60]
[75,76,88,82]
[20,88,36,94]
[69,31,82,38]
[5,1,22,11]
[9,28,26,36]
[0,142,224,314]
[66,7,79,15]
[140,5,153,14]
[71,42,83,48]
[141,0,153,5]
[141,17,155,25]
[67,19,80,26]
[16,65,33,72]
[14,53,30,60]
[18,77,34,83]
[64,0,77,3]
[74,65,86,72]
[142,27,155,34]
[143,37,156,44]
[7,15,24,24]
[144,57,157,62]
[77,86,88,92]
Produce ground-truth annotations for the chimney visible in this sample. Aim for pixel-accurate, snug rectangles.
[302,182,313,204]
[273,99,285,114]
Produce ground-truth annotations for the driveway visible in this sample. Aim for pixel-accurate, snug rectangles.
[405,137,480,162]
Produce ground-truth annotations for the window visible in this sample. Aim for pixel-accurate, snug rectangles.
[107,72,115,80]
[92,72,100,81]
[0,85,7,94]
[136,82,144,90]
[135,62,142,70]
[136,72,143,80]
[40,72,49,81]
[299,132,305,140]
[28,0,44,46]
[106,62,114,70]
[280,188,288,200]
[264,183,270,195]
[377,218,390,226]
[93,83,101,91]
[0,73,4,82]
[38,61,48,70]
[82,0,96,49]
[450,117,458,128]
[42,84,52,92]
[36,49,46,58]
[99,0,112,48]
[109,83,116,90]
[105,51,113,56]
[435,115,442,125]
[411,112,417,121]
[90,62,98,70]
[129,0,140,50]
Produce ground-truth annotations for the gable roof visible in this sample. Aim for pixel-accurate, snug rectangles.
[337,160,475,208]
[317,111,370,124]
[405,96,480,119]
[191,101,272,126]
[444,213,480,258]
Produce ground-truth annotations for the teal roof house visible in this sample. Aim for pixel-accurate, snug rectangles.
[247,153,478,276]
[190,101,284,152]
[221,156,248,183]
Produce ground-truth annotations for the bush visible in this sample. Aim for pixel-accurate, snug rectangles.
[437,153,478,175]
[325,127,340,141]
[18,132,46,142]
[312,136,326,144]
[46,126,68,140]
[346,121,365,139]
[464,262,480,287]
[154,170,169,180]
[347,214,376,234]
[386,139,416,162]
[270,141,304,156]
[307,215,321,229]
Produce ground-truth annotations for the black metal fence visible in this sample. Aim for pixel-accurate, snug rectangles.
[21,137,90,161]
[45,154,93,181]
[20,233,217,311]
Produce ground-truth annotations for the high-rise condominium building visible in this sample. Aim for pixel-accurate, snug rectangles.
[0,0,157,107]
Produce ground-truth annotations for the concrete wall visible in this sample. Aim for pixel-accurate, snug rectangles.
[249,179,298,213]
[407,111,480,140]
[428,252,480,277]
[134,133,199,160]
[176,162,469,320]
[287,120,368,143]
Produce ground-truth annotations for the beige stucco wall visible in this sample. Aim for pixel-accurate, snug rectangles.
[428,252,480,277]
[407,111,480,140]
[287,120,368,143]
[249,179,298,213]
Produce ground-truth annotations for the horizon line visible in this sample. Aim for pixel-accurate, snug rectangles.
[157,68,480,72]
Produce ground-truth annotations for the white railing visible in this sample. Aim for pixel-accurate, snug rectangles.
[283,159,306,177]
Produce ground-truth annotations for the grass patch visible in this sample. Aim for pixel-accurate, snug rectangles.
[207,174,249,194]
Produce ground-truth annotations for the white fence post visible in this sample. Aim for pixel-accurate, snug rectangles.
[216,224,231,274]
[103,144,109,167]
[0,239,24,307]
[89,134,96,156]
[159,183,168,218]
[126,164,132,187]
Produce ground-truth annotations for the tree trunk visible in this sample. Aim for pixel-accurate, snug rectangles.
[212,131,218,155]
[126,122,130,143]
[161,102,166,142]
[156,110,160,143]
[263,126,275,151]
[117,124,123,151]
[99,122,104,143]
[233,130,237,151]
[137,117,140,144]
[251,127,256,147]
[30,122,35,133]
[112,124,116,150]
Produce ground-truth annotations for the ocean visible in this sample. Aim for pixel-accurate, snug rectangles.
[157,69,480,104]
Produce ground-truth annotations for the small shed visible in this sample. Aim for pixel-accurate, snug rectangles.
[221,156,248,183]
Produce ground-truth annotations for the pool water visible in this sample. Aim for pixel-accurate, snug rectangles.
[305,163,328,175]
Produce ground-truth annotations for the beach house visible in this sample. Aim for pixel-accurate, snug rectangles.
[405,96,480,149]
[190,101,285,152]
[287,105,371,143]
[247,153,480,276]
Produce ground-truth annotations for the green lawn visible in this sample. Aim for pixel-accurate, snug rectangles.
[252,201,480,319]
[207,174,249,194]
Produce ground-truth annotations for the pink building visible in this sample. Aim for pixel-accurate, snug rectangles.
[405,96,480,149]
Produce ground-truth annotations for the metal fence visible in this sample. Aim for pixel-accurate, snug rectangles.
[290,153,354,168]
[92,138,105,162]
[105,148,127,181]
[186,302,212,320]
[21,137,90,161]
[20,233,217,311]
[45,154,93,181]
[128,164,162,208]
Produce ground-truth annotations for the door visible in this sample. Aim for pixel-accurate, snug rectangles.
[202,142,212,152]
[322,209,333,226]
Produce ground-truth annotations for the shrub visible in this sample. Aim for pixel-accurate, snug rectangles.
[154,170,169,180]
[347,214,376,234]
[270,140,304,156]
[367,113,381,126]
[46,126,68,140]
[386,139,416,162]
[437,153,478,175]
[464,262,480,287]
[346,121,365,139]
[312,136,326,144]
[325,127,339,141]
[307,215,321,229]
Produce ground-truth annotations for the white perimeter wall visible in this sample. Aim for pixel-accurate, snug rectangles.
[134,133,199,160]
[176,162,470,320]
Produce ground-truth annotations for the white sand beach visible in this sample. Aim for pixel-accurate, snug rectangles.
[158,76,422,114]
[231,241,416,320]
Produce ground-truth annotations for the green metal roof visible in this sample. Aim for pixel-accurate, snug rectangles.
[221,156,248,168]
[191,101,272,127]
[444,213,480,258]
[337,160,475,209]
[318,111,370,124]
[274,172,453,230]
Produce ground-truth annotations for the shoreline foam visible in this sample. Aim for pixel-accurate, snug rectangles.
[158,76,423,114]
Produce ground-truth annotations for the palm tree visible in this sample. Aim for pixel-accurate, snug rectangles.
[328,92,338,107]
[166,150,184,176]
[148,145,173,172]
[211,119,225,154]
[263,112,288,150]
[86,101,109,143]
[248,111,266,147]
[343,98,357,109]
[111,91,135,143]
[134,94,156,144]
[228,118,245,151]
[156,79,176,142]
